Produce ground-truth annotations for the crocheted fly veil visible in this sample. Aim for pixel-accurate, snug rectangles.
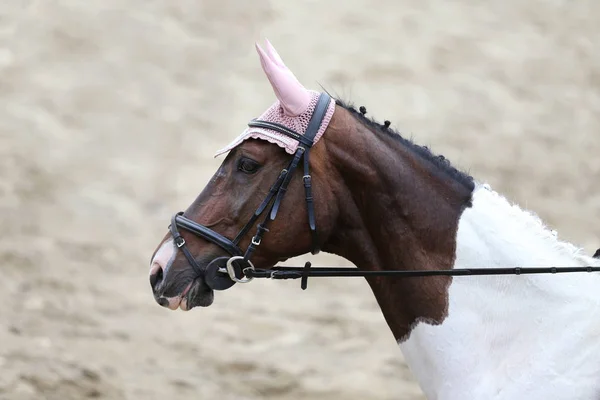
[215,40,335,157]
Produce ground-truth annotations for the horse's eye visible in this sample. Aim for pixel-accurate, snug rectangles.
[238,158,260,174]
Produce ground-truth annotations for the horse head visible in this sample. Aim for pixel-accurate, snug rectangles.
[149,40,343,310]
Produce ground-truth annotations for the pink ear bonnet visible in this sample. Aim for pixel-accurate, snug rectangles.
[214,40,336,156]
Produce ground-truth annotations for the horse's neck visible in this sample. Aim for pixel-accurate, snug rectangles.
[324,114,600,398]
[401,185,600,399]
[323,115,474,340]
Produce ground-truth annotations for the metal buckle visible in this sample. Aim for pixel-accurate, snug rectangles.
[251,236,261,246]
[226,256,254,284]
[175,237,185,248]
[303,175,312,185]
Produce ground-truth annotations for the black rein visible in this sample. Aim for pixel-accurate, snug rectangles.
[246,263,600,290]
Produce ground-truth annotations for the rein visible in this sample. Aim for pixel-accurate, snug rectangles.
[243,264,600,290]
[169,91,600,292]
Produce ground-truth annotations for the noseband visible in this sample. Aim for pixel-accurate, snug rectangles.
[168,93,332,291]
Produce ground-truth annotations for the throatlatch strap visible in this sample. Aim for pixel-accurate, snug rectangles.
[303,151,319,254]
[299,93,331,254]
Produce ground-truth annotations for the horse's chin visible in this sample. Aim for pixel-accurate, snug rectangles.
[181,278,214,311]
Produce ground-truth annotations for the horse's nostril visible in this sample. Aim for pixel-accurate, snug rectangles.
[156,297,169,307]
[150,266,163,292]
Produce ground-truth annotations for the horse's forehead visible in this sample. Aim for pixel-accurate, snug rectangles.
[214,90,336,158]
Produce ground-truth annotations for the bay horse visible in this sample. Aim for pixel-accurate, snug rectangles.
[149,40,600,399]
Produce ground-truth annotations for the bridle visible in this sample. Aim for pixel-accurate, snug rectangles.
[167,92,600,292]
[168,92,332,291]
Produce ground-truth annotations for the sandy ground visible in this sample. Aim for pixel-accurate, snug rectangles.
[1,1,599,399]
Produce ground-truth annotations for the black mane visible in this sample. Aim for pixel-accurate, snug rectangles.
[336,99,475,191]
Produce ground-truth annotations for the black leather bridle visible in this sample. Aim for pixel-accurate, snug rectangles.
[168,92,332,291]
[166,92,600,292]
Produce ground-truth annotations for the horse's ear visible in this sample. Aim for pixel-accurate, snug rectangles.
[255,39,311,117]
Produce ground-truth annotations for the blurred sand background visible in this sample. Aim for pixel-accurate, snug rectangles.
[1,1,599,399]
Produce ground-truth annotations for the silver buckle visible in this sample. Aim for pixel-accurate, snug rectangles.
[226,256,254,284]
[251,236,261,246]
